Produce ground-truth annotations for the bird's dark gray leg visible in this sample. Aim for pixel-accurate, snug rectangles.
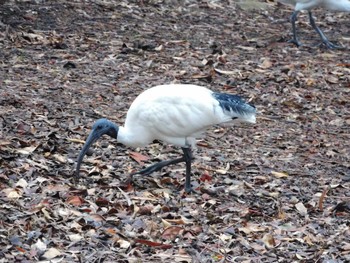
[289,11,303,47]
[308,11,341,49]
[130,147,194,193]
[182,147,193,193]
[130,156,185,176]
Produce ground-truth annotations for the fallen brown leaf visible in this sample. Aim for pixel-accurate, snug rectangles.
[161,226,184,240]
[129,151,149,165]
[67,196,85,206]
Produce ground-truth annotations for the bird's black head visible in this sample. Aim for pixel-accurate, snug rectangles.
[91,118,119,138]
[76,118,119,177]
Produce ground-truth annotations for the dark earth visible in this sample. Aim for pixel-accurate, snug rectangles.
[1,0,350,262]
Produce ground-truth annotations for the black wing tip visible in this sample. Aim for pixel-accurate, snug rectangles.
[212,92,256,112]
[212,92,243,101]
[212,92,254,106]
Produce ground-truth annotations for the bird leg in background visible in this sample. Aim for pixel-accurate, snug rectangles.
[130,147,194,193]
[289,10,342,49]
[290,11,302,47]
[307,12,341,49]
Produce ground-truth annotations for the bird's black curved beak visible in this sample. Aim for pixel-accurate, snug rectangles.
[76,130,101,177]
[75,119,119,178]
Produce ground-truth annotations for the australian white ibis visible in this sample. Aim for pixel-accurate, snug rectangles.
[279,0,350,48]
[76,84,256,193]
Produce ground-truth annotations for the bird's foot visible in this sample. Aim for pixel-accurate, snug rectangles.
[287,38,302,47]
[320,40,343,50]
[130,157,186,176]
[130,163,162,176]
[184,186,195,194]
[184,180,197,194]
[288,38,343,50]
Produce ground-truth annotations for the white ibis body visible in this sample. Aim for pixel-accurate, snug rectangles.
[279,0,350,48]
[76,84,256,193]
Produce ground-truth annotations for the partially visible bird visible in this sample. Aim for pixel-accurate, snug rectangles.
[76,84,256,193]
[279,0,350,48]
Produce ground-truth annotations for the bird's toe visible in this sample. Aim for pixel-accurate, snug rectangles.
[323,41,343,50]
[287,38,302,47]
[184,185,196,194]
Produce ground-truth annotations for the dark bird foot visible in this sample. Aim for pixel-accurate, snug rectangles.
[130,162,164,176]
[287,38,343,50]
[184,185,195,194]
[319,40,343,50]
[130,147,194,193]
[288,38,302,47]
[130,157,185,176]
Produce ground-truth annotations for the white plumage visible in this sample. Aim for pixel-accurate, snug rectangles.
[119,84,256,148]
[76,84,256,193]
[279,0,350,48]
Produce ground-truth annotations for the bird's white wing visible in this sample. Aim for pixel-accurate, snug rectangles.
[132,91,221,136]
[123,84,255,147]
[124,85,226,146]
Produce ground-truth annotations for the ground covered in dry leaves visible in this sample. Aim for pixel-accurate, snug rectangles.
[1,0,350,262]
